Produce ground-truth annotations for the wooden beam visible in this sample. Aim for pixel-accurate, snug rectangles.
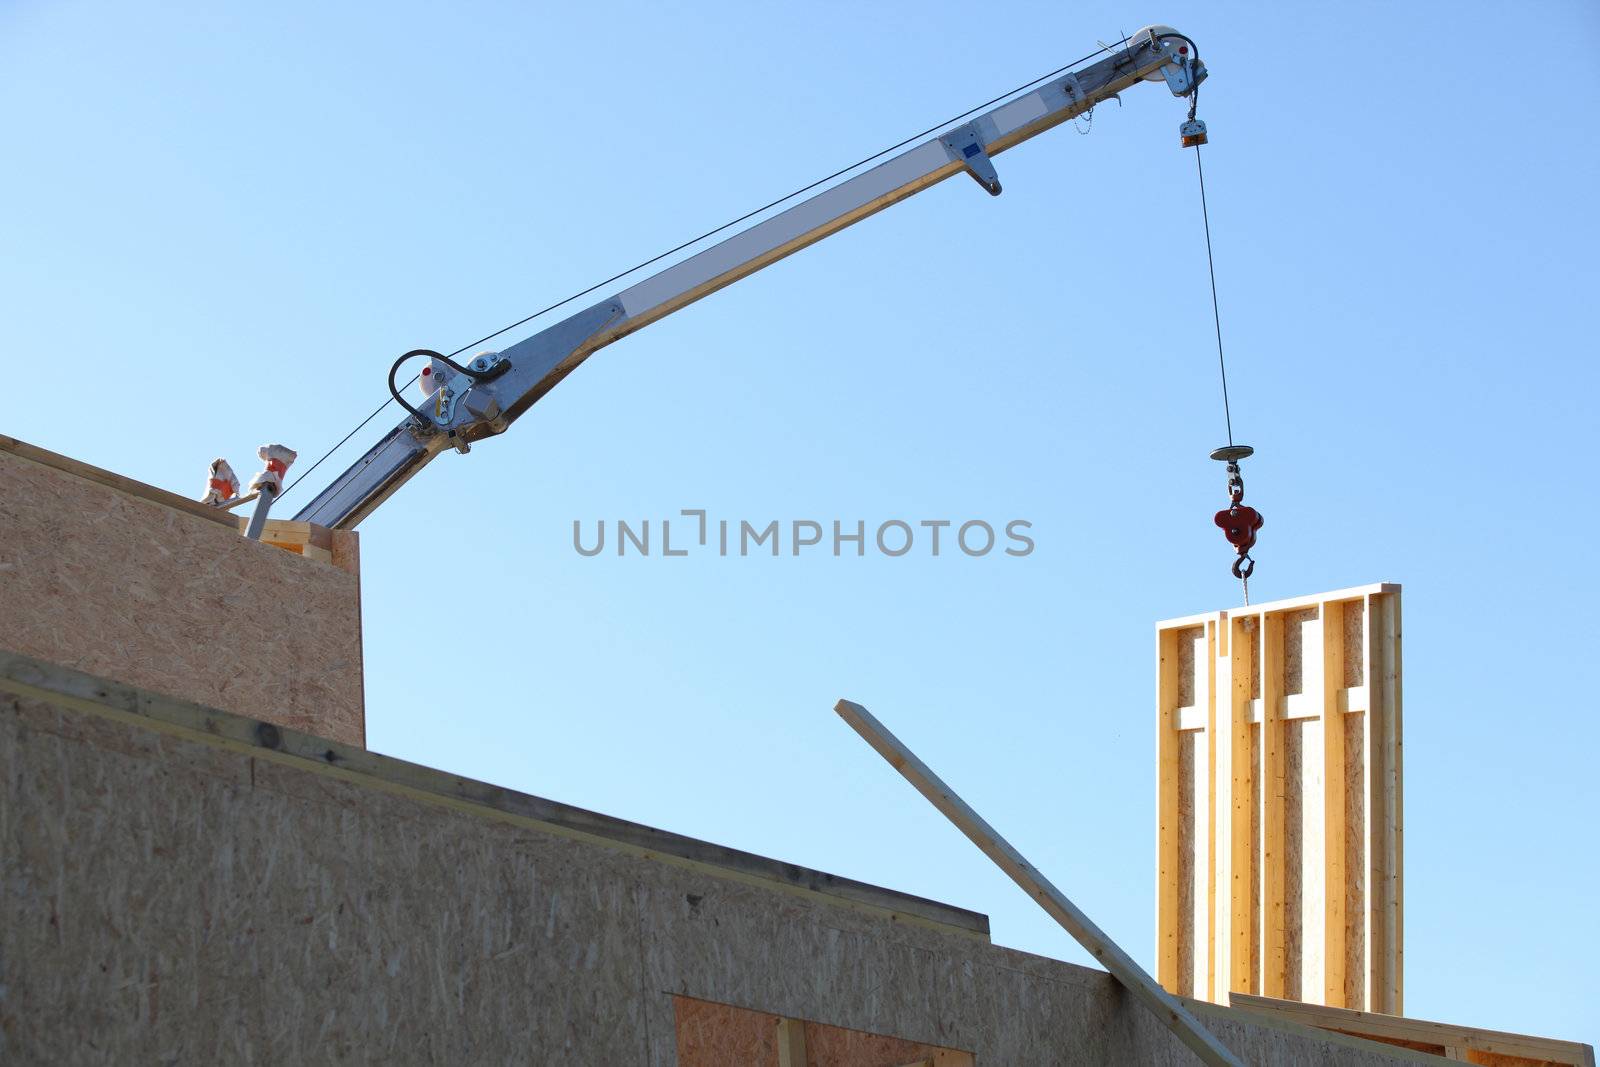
[1158,628,1183,992]
[1247,685,1367,723]
[834,698,1243,1067]
[244,519,342,568]
[1223,616,1253,1000]
[775,1016,807,1067]
[1201,620,1217,1000]
[1157,584,1400,629]
[1259,610,1287,1000]
[1210,618,1232,1004]
[1228,993,1595,1067]
[1370,590,1404,1014]
[1321,599,1348,1007]
[1279,694,1322,721]
[1338,686,1368,714]
[1293,609,1327,1004]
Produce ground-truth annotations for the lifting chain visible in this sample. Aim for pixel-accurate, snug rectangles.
[1211,445,1263,599]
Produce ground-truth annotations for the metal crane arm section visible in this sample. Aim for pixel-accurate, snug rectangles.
[294,28,1203,529]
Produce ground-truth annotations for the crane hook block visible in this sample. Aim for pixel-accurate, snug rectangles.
[1215,501,1263,555]
[1210,444,1262,569]
[1181,118,1208,148]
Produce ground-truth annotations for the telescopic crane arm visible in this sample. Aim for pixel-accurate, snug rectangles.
[294,25,1206,530]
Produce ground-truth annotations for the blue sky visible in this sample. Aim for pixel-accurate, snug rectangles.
[4,0,1596,1045]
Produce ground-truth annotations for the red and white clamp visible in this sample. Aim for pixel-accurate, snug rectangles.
[249,444,298,498]
[244,444,298,541]
[201,458,240,506]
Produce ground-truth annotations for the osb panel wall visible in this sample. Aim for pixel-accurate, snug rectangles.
[673,996,967,1066]
[0,681,1446,1067]
[0,447,364,745]
[1156,584,1402,1015]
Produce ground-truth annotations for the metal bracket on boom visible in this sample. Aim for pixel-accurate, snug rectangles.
[1159,56,1202,97]
[1130,26,1206,96]
[940,124,1001,196]
[423,353,511,444]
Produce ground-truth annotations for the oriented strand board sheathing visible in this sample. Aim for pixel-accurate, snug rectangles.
[0,653,1501,1067]
[673,997,777,1065]
[672,997,970,1067]
[800,1022,969,1067]
[0,442,364,745]
[1156,584,1402,1014]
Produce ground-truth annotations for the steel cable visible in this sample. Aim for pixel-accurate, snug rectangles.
[278,39,1132,502]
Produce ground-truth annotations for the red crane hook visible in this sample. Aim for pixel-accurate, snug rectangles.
[1210,445,1262,581]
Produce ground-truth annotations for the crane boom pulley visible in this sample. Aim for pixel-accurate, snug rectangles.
[293,26,1207,530]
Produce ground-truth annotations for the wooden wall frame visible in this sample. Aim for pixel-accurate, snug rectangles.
[1157,584,1402,1013]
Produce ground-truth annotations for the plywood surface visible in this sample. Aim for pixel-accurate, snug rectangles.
[0,653,1471,1067]
[0,445,364,745]
[673,997,969,1067]
[0,433,236,528]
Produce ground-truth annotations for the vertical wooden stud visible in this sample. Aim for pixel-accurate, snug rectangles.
[1157,627,1181,992]
[1224,615,1254,999]
[776,1016,807,1067]
[1210,617,1231,1003]
[1260,608,1287,999]
[1368,590,1403,1015]
[1202,619,1217,1000]
[1320,598,1348,1007]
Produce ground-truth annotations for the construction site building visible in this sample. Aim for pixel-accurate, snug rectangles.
[1,436,1590,1066]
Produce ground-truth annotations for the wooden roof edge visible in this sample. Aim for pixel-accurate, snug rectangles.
[1225,992,1595,1067]
[0,647,991,943]
[1156,582,1402,630]
[1,432,238,528]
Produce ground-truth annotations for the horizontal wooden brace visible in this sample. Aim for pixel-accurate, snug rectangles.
[1248,686,1369,724]
[1156,583,1399,630]
[1170,686,1369,732]
[1337,685,1369,715]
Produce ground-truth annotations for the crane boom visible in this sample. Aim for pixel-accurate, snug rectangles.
[294,26,1205,529]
